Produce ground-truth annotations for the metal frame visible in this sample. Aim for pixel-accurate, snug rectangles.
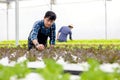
[105,0,107,39]
[0,0,14,3]
[15,0,19,46]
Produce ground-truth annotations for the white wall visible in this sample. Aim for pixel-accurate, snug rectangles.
[0,3,7,41]
[54,1,105,39]
[107,0,120,39]
[0,0,120,41]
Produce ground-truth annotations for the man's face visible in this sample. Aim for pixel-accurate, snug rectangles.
[44,18,55,28]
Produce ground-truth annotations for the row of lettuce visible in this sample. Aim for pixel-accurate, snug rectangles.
[0,59,120,80]
[0,39,120,45]
[0,40,120,49]
[0,40,120,64]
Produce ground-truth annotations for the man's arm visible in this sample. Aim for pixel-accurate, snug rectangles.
[69,31,72,40]
[49,23,56,48]
[30,20,45,50]
[56,32,60,40]
[30,21,41,42]
[56,27,63,40]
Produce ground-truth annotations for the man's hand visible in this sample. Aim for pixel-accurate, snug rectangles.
[35,44,45,51]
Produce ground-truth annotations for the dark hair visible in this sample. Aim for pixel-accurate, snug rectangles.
[44,11,56,21]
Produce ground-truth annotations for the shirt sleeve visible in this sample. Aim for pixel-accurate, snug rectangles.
[30,21,41,41]
[49,23,56,45]
[58,27,63,32]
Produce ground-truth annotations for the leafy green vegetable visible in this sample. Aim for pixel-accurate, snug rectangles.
[81,59,120,80]
[37,59,70,80]
[0,64,14,80]
[13,60,31,78]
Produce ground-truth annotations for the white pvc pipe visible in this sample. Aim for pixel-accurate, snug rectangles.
[15,0,19,46]
[6,3,9,40]
[105,0,107,39]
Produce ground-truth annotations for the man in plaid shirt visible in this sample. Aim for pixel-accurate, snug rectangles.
[28,11,56,51]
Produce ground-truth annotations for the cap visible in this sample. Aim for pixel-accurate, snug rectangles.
[68,24,74,28]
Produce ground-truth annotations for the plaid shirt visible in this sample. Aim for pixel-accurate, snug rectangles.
[28,20,56,45]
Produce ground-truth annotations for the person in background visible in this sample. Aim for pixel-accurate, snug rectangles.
[57,25,73,42]
[28,11,57,51]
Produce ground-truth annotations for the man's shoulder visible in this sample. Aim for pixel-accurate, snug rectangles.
[34,20,43,25]
[51,23,56,29]
[52,22,56,26]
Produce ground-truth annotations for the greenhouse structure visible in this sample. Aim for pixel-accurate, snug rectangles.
[0,0,120,80]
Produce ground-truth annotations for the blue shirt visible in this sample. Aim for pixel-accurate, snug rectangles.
[58,26,72,42]
[28,20,56,45]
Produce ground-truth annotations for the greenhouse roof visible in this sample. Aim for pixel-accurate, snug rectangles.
[0,0,14,3]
